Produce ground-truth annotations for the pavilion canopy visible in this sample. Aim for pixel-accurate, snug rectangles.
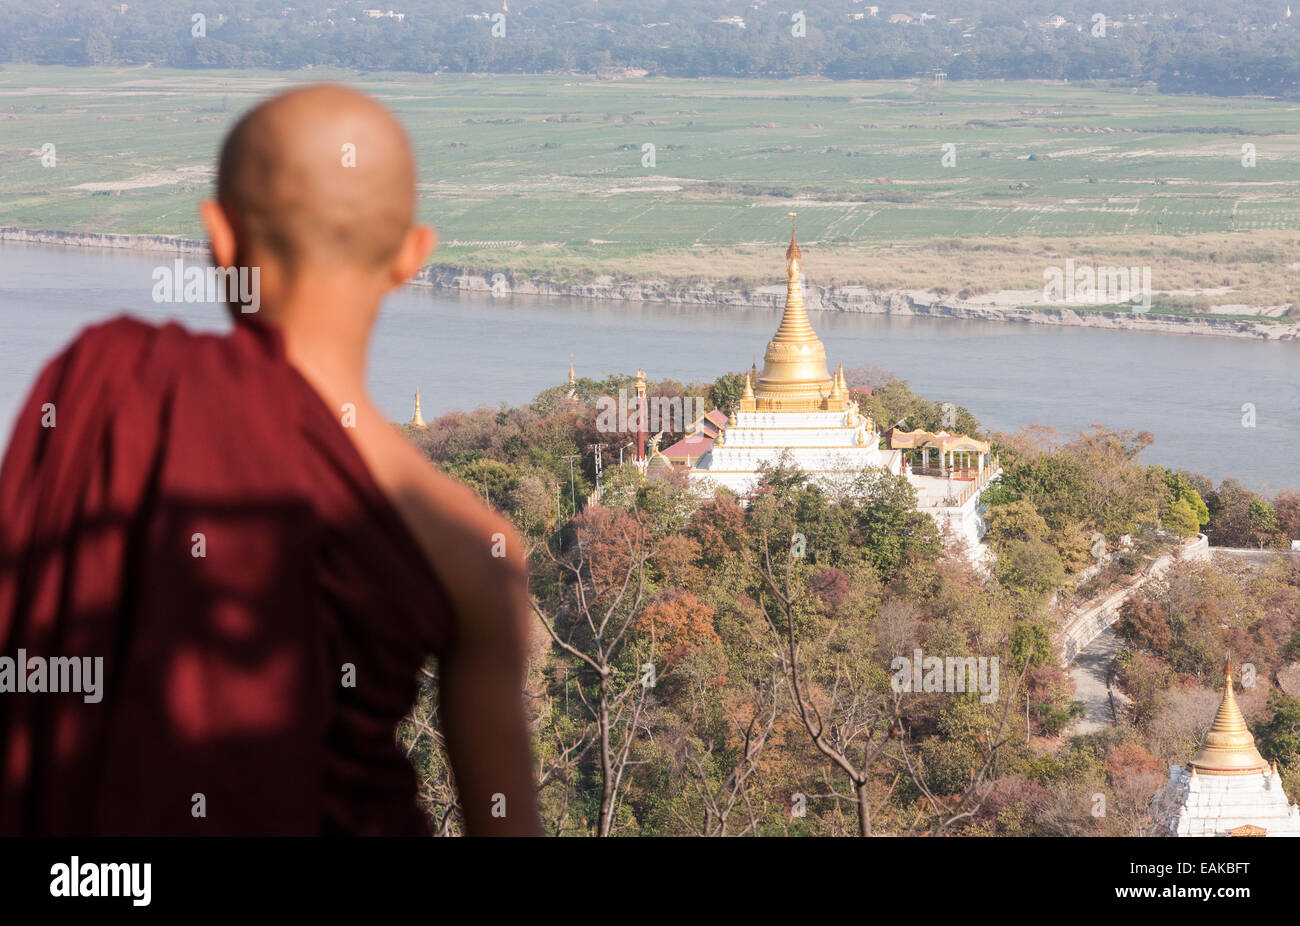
[886,428,990,454]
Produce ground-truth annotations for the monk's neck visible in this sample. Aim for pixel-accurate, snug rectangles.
[267,283,381,406]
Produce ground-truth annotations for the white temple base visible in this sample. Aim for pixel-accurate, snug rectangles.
[688,408,901,496]
[1162,765,1300,837]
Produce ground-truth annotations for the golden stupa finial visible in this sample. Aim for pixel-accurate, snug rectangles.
[568,355,576,384]
[1187,656,1269,776]
[410,389,426,429]
[742,368,754,398]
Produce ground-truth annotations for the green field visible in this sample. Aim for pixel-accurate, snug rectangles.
[3,65,1300,309]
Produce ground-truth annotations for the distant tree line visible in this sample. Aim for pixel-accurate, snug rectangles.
[5,0,1300,98]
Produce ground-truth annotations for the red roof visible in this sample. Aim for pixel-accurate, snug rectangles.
[661,432,716,463]
[660,409,729,463]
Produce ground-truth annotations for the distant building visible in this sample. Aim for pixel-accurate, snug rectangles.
[889,13,913,24]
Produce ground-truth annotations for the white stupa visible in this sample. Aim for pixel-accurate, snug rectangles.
[1160,659,1300,837]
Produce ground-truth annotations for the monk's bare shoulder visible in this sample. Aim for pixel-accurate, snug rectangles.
[373,425,530,644]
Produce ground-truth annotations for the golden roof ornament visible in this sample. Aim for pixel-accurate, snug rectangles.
[739,367,757,412]
[1188,657,1270,776]
[410,389,426,429]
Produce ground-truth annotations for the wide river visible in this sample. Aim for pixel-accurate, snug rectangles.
[1,244,1296,492]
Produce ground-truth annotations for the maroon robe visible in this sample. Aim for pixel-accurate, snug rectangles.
[0,315,455,835]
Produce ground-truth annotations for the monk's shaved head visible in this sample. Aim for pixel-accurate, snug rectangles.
[217,83,417,271]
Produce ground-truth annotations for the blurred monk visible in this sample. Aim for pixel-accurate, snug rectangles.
[0,84,540,836]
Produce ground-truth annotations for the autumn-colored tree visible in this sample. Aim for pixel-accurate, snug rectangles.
[636,588,722,668]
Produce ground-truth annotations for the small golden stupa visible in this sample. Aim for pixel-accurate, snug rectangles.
[410,389,426,429]
[1187,658,1269,776]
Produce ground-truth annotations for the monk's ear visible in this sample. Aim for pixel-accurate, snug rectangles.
[388,224,436,290]
[201,200,238,268]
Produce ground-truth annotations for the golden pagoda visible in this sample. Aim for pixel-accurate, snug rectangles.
[1187,658,1269,776]
[410,389,426,429]
[741,214,842,414]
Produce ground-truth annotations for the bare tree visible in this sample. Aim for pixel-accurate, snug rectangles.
[748,531,900,837]
[892,656,1031,836]
[401,665,462,836]
[670,669,782,836]
[531,509,655,836]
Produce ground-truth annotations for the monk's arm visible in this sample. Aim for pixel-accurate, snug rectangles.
[397,468,541,836]
[437,545,540,836]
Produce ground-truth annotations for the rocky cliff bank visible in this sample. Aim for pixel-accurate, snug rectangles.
[418,267,1300,342]
[4,228,1296,342]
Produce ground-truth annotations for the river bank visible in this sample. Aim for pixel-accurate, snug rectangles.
[5,226,1298,342]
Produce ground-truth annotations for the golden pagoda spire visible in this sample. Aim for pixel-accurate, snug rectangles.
[739,366,756,412]
[754,215,834,411]
[568,355,576,385]
[771,213,816,342]
[410,389,426,429]
[1188,657,1269,776]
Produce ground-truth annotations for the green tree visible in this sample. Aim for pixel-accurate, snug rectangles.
[707,372,747,415]
[1256,691,1300,766]
[985,499,1049,548]
[1247,497,1280,548]
[1162,497,1201,538]
[84,27,112,65]
[1164,469,1209,529]
[846,469,941,583]
[996,538,1065,601]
